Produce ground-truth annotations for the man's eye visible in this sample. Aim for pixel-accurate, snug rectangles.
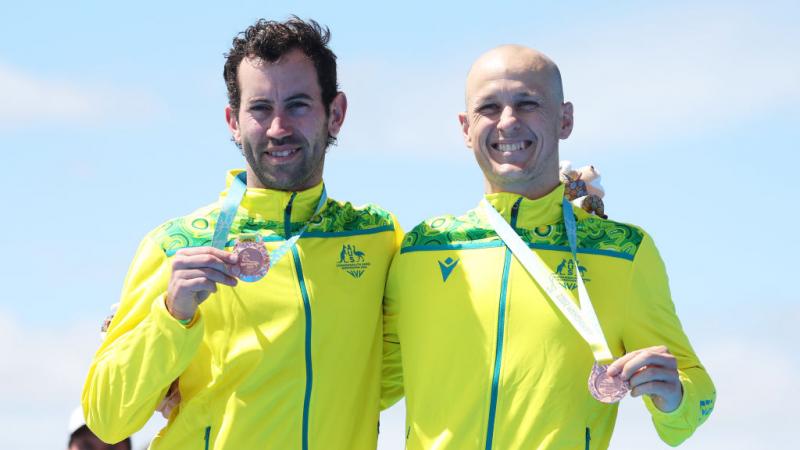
[477,104,499,115]
[287,102,311,113]
[249,104,271,113]
[517,101,539,111]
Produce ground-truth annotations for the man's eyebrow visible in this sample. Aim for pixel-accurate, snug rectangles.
[285,93,314,103]
[471,94,497,106]
[246,93,315,104]
[247,97,273,104]
[471,90,541,105]
[513,91,541,100]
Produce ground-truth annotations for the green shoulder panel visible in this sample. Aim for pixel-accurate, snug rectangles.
[402,208,644,259]
[522,217,645,258]
[150,204,219,255]
[576,217,644,258]
[402,210,494,249]
[150,199,395,256]
[306,200,395,234]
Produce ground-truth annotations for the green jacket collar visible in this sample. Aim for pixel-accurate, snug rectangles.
[484,184,567,228]
[220,169,326,223]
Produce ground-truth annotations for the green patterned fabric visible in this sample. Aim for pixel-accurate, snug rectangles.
[153,199,394,255]
[402,207,643,257]
[306,199,394,234]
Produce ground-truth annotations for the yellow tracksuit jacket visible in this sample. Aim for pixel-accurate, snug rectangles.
[383,185,715,449]
[83,171,402,449]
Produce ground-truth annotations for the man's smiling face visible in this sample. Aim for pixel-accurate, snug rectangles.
[460,46,573,196]
[227,48,344,190]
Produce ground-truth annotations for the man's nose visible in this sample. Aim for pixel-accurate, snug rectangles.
[497,106,520,132]
[266,114,292,140]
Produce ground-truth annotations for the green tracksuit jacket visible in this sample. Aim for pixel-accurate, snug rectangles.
[83,170,402,449]
[383,185,715,449]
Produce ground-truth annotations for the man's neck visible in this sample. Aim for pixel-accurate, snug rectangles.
[485,176,560,201]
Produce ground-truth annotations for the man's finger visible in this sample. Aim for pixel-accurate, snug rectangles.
[173,253,236,274]
[606,349,643,376]
[175,246,238,264]
[173,268,238,287]
[176,277,218,296]
[629,366,678,389]
[618,350,676,381]
[630,381,673,398]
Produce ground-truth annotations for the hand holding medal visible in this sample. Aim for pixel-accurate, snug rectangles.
[166,247,239,321]
[606,345,683,412]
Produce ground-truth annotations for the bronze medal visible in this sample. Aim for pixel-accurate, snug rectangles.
[231,237,270,282]
[588,362,629,403]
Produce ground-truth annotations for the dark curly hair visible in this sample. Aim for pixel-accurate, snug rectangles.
[224,17,339,127]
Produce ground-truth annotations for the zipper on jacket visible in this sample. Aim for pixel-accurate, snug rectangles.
[285,192,313,450]
[284,192,297,238]
[484,198,522,450]
[204,426,211,450]
[585,427,591,450]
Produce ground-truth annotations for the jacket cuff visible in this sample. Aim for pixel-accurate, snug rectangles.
[155,295,203,332]
[643,370,695,427]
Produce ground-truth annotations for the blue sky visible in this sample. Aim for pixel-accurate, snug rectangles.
[1,1,798,449]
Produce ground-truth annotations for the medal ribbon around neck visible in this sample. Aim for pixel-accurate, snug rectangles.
[480,196,613,364]
[211,171,327,269]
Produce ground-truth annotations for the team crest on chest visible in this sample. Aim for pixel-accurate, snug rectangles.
[552,258,590,290]
[336,244,371,279]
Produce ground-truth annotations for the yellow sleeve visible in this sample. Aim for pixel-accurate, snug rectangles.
[390,213,405,249]
[623,232,716,446]
[81,233,205,443]
[381,215,405,409]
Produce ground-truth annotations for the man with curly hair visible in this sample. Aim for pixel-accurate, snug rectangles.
[83,17,401,450]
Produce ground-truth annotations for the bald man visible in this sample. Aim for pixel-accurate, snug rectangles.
[382,46,715,449]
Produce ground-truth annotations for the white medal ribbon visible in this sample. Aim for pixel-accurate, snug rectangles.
[212,171,327,268]
[481,197,613,363]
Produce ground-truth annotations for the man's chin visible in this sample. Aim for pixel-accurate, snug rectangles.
[490,163,530,180]
[267,178,302,191]
[264,169,320,191]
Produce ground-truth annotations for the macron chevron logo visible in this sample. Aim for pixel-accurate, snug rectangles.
[438,257,460,282]
[700,398,715,416]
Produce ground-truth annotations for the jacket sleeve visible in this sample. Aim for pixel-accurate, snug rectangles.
[81,233,205,443]
[381,215,405,409]
[623,232,716,446]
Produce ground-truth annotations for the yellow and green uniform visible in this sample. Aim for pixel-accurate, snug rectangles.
[383,185,715,449]
[83,170,402,450]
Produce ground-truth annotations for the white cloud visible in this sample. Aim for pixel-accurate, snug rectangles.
[0,64,164,127]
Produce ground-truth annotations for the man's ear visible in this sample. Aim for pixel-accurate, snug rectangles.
[327,92,348,137]
[225,105,241,144]
[458,113,473,148]
[559,102,574,139]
